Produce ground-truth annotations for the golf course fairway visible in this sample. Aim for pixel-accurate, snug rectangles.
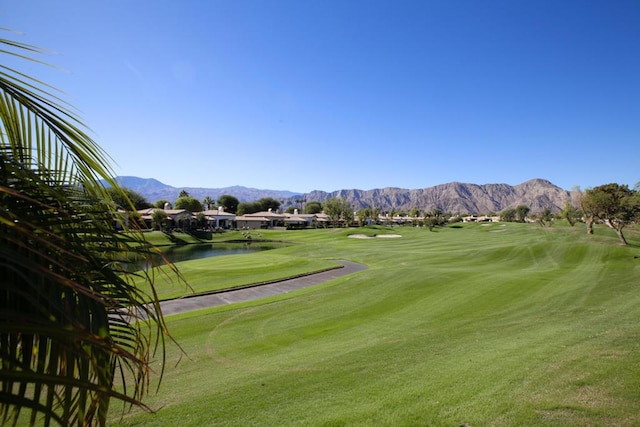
[110,223,640,426]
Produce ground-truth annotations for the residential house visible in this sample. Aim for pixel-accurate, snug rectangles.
[235,208,286,229]
[461,215,500,223]
[202,207,236,230]
[284,209,318,229]
[138,208,196,230]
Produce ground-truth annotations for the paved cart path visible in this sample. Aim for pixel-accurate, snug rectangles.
[159,260,367,316]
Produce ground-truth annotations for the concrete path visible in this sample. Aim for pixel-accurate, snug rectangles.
[159,260,367,316]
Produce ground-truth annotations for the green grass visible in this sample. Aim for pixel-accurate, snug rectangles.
[138,230,209,246]
[141,251,341,300]
[130,230,340,300]
[110,223,640,426]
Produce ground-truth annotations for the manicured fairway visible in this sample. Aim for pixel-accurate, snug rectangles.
[136,250,340,300]
[111,223,640,426]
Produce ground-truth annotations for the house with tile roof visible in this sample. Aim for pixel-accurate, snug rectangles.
[235,208,285,229]
[138,208,196,230]
[202,207,236,229]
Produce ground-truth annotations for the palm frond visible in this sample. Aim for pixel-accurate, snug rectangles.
[0,31,184,426]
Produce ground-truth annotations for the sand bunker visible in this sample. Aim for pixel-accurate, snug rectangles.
[348,234,402,239]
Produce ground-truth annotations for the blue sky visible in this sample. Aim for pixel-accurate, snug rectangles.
[2,1,638,193]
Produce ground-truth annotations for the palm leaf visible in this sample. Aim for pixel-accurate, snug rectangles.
[0,31,184,426]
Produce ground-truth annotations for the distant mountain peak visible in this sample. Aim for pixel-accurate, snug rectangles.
[115,176,576,214]
[112,176,302,204]
[115,176,166,186]
[304,179,577,214]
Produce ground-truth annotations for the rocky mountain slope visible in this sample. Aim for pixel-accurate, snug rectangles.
[304,179,579,214]
[116,176,578,214]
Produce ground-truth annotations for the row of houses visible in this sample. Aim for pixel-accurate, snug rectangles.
[136,207,332,230]
[134,208,503,231]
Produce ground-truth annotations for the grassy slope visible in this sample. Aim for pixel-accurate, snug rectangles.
[131,231,340,300]
[139,252,340,300]
[112,224,640,426]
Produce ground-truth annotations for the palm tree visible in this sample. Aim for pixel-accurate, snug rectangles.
[0,33,181,425]
[202,196,214,211]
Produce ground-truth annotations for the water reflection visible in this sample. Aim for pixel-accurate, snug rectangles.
[130,242,286,271]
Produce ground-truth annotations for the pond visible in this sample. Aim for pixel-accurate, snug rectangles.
[128,241,287,271]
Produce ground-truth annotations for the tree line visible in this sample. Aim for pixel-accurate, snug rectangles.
[109,182,640,245]
[500,184,640,245]
[317,184,640,245]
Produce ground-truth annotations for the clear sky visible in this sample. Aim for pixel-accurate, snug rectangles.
[2,1,638,193]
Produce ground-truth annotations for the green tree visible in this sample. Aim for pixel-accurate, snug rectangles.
[560,201,579,226]
[538,208,553,227]
[305,201,323,214]
[174,196,203,212]
[424,217,438,231]
[423,209,444,231]
[257,197,281,212]
[372,207,380,224]
[343,204,355,226]
[217,194,239,213]
[578,187,596,235]
[0,35,176,425]
[500,208,517,222]
[195,211,207,228]
[153,199,170,209]
[237,201,261,216]
[431,209,445,225]
[515,205,530,223]
[356,207,372,226]
[582,183,639,245]
[178,189,190,198]
[152,208,169,231]
[105,186,150,210]
[323,198,342,227]
[323,197,353,227]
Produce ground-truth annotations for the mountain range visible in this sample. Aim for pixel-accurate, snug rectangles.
[113,176,302,205]
[115,176,578,214]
